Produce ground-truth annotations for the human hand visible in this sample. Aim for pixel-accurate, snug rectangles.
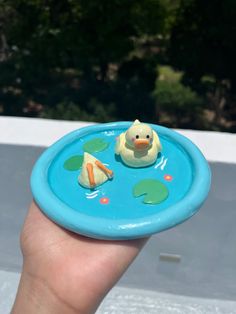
[12,202,148,314]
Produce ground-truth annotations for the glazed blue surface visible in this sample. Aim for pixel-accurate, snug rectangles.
[31,122,211,240]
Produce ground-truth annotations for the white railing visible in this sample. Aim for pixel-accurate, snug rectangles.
[0,116,235,163]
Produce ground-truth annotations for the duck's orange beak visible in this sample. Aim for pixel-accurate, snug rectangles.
[134,139,149,150]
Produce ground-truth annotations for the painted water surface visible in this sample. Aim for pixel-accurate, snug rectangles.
[48,127,192,220]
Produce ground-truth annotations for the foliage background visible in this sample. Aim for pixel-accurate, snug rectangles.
[0,0,235,132]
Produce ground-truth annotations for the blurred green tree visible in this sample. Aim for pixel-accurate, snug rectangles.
[153,66,205,128]
[154,79,204,128]
[169,0,236,131]
[0,0,168,121]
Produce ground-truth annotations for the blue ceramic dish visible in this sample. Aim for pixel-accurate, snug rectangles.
[31,122,211,240]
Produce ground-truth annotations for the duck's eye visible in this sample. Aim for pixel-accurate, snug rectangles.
[146,135,150,139]
[136,135,139,139]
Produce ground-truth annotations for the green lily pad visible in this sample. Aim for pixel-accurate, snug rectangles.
[133,179,168,205]
[83,138,109,154]
[64,155,84,171]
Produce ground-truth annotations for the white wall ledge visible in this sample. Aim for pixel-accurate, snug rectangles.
[0,116,235,164]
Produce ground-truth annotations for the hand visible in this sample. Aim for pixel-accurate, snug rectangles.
[12,202,148,314]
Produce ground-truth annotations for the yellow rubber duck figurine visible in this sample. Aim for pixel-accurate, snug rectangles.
[115,119,161,168]
[78,152,113,189]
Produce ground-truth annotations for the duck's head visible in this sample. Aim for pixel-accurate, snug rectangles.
[125,119,153,151]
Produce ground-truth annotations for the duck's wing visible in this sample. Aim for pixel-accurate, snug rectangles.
[153,131,162,151]
[115,132,125,155]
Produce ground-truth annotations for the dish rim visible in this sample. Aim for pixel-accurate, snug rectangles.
[31,121,211,240]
